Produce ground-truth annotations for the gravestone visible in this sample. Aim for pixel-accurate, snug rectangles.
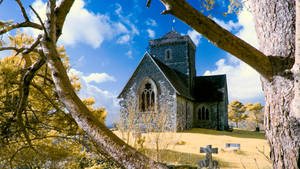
[198,145,219,169]
[225,143,240,152]
[225,143,240,149]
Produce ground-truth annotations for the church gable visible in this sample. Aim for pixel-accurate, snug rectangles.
[118,52,176,99]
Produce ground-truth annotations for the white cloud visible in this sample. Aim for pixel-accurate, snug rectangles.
[28,0,137,48]
[126,50,133,58]
[187,29,202,46]
[68,68,119,126]
[83,73,116,83]
[204,59,263,102]
[115,3,122,15]
[145,18,157,27]
[114,3,139,36]
[147,29,155,38]
[212,17,241,32]
[204,3,263,103]
[117,34,131,44]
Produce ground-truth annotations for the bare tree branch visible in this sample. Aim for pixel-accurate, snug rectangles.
[15,0,29,21]
[146,0,152,8]
[55,0,75,39]
[45,0,56,41]
[16,56,45,149]
[29,5,48,38]
[31,83,64,114]
[0,22,42,35]
[155,0,273,80]
[23,34,42,54]
[0,46,21,52]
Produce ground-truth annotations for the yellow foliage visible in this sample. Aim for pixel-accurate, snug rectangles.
[0,32,109,168]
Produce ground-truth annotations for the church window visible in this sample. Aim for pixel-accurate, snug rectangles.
[198,108,202,120]
[198,106,210,120]
[165,49,171,60]
[206,109,209,120]
[202,107,205,120]
[140,82,155,112]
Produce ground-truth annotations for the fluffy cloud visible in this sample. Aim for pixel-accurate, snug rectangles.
[147,29,155,38]
[187,29,202,46]
[28,0,137,48]
[212,17,241,32]
[204,59,263,102]
[145,18,157,27]
[117,35,131,44]
[68,69,119,126]
[83,73,116,83]
[126,50,133,58]
[204,4,263,103]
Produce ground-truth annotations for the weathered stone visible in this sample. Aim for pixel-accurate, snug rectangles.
[198,145,219,169]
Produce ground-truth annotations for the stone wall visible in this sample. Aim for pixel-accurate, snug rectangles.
[176,96,194,131]
[193,100,228,130]
[119,54,178,131]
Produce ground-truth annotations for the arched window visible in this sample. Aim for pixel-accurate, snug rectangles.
[165,49,171,60]
[201,107,205,120]
[197,106,210,121]
[139,80,156,112]
[206,109,209,120]
[198,108,202,120]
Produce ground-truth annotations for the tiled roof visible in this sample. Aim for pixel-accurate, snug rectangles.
[161,30,182,39]
[151,56,193,99]
[193,75,226,102]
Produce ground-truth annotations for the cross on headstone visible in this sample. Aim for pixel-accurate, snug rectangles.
[198,145,219,169]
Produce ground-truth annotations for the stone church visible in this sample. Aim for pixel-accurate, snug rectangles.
[118,30,229,131]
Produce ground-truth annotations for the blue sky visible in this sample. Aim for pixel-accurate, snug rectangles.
[0,0,264,126]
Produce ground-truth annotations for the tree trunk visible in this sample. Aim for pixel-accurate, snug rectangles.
[250,0,300,168]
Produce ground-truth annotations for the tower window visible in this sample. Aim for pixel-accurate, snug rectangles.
[165,49,171,60]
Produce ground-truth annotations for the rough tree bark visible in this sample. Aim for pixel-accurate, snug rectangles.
[148,0,300,168]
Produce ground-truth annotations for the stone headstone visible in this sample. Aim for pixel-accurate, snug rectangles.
[198,145,219,169]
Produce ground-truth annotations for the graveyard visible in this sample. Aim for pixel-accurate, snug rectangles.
[114,128,271,169]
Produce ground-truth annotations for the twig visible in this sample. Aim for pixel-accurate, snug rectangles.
[30,83,64,114]
[23,34,42,54]
[15,0,29,21]
[0,22,42,35]
[0,46,21,52]
[29,5,48,38]
[146,0,152,8]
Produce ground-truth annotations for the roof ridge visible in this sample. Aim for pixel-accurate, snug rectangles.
[162,30,182,39]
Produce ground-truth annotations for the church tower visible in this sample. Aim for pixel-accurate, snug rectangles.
[148,30,196,79]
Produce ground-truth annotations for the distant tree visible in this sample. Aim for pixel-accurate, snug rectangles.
[228,100,248,128]
[244,103,264,132]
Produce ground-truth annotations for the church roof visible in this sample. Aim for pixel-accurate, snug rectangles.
[161,30,182,39]
[193,75,227,102]
[151,56,193,99]
[149,30,196,50]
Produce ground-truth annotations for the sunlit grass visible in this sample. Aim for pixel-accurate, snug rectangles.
[114,128,271,169]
